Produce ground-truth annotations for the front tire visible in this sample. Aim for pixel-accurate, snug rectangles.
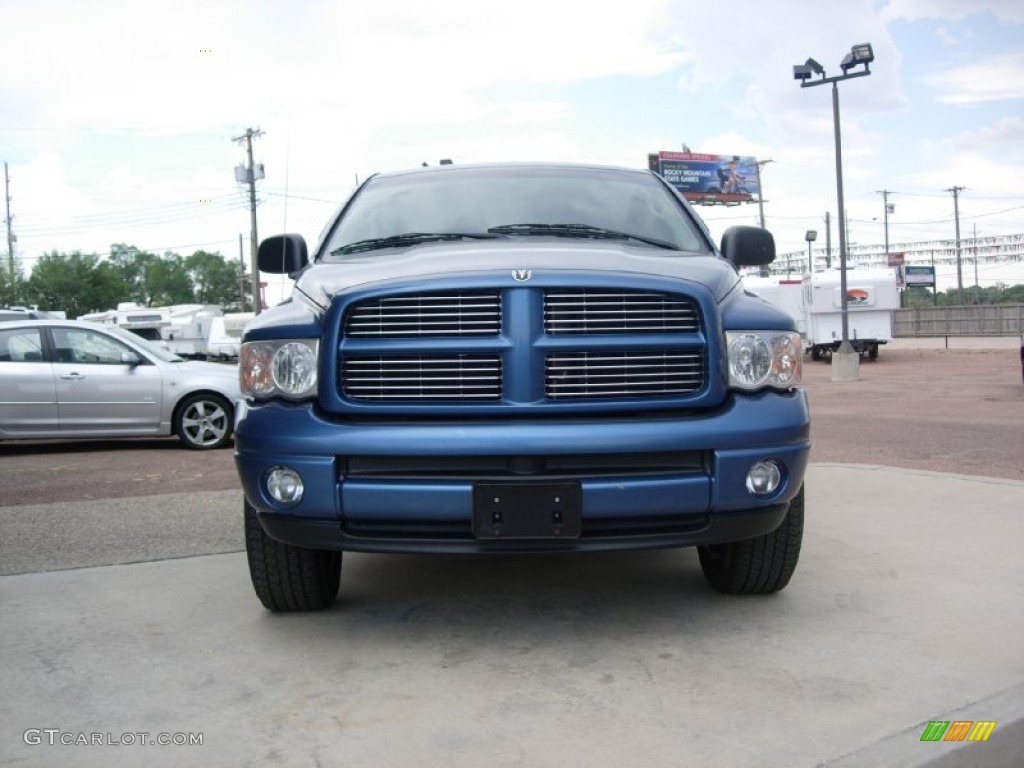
[244,499,342,612]
[698,485,804,594]
[175,393,233,450]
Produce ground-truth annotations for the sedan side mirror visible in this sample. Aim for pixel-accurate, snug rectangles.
[121,351,142,368]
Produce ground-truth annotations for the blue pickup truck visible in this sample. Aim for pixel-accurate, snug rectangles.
[235,162,810,611]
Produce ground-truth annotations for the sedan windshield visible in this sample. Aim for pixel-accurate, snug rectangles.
[99,323,185,362]
[323,165,710,259]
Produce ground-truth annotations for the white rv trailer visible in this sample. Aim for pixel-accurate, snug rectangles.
[160,304,223,358]
[803,267,900,360]
[742,268,900,360]
[740,275,807,340]
[206,311,254,360]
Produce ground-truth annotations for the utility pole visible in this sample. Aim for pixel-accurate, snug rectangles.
[946,185,965,304]
[233,128,265,314]
[972,223,979,295]
[238,233,247,311]
[876,189,893,262]
[753,159,774,229]
[4,162,14,282]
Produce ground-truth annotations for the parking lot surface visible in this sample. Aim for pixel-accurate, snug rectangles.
[1,341,1022,767]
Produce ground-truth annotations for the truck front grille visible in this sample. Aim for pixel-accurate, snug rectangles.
[544,290,699,334]
[338,285,706,408]
[345,291,501,337]
[342,355,502,400]
[546,350,704,399]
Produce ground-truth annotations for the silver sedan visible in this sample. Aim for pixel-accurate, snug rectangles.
[0,319,242,449]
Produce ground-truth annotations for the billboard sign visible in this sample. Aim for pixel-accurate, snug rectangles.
[904,265,936,287]
[654,151,760,204]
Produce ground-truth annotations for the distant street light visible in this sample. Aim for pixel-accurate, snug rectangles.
[794,43,875,381]
[805,230,818,273]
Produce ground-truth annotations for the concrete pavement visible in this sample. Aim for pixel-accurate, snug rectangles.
[1,464,1022,767]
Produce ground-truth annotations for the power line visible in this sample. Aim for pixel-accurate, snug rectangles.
[265,191,343,205]
[17,199,250,235]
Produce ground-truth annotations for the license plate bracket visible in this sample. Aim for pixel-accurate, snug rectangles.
[472,482,582,540]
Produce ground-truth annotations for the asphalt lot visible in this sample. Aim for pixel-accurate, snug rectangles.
[1,339,1022,767]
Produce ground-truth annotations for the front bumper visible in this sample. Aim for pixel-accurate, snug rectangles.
[235,390,810,553]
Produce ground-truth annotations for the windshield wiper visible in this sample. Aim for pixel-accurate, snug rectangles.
[486,223,679,251]
[331,231,499,255]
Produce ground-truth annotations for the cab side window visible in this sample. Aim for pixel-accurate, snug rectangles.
[0,328,45,362]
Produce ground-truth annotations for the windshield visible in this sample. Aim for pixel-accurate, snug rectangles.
[322,165,710,259]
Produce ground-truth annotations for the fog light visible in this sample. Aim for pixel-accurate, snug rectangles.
[746,460,782,496]
[267,467,304,504]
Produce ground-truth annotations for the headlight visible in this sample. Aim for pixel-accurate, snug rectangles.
[726,331,802,391]
[240,339,319,399]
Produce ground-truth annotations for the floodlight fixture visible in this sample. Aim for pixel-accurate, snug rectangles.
[851,43,874,64]
[841,43,874,73]
[805,230,818,273]
[793,64,812,81]
[805,58,825,75]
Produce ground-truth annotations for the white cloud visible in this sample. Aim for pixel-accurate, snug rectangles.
[952,116,1024,151]
[2,0,1021,275]
[881,0,1024,24]
[925,52,1024,104]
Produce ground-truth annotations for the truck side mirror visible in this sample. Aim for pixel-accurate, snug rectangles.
[258,234,309,274]
[721,226,775,267]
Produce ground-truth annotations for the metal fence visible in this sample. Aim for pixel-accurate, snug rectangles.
[893,304,1024,337]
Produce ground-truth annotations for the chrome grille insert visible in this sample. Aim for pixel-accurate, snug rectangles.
[346,291,501,337]
[544,290,699,334]
[343,355,502,400]
[546,350,704,399]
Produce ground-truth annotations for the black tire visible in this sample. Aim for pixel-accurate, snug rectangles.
[869,344,879,360]
[811,346,822,361]
[175,392,233,450]
[244,499,341,612]
[698,485,804,594]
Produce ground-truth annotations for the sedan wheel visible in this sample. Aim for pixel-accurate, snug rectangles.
[176,393,233,450]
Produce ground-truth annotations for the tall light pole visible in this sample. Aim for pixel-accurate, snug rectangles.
[805,230,818,273]
[794,43,875,382]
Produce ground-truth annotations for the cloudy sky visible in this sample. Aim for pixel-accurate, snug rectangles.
[2,0,1023,299]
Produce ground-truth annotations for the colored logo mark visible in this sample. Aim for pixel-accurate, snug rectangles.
[920,720,997,742]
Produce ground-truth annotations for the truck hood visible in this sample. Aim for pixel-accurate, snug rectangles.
[294,240,740,307]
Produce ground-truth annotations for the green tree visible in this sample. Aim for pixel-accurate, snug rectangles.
[0,259,27,307]
[144,252,193,306]
[24,251,124,318]
[108,243,157,304]
[185,250,243,306]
